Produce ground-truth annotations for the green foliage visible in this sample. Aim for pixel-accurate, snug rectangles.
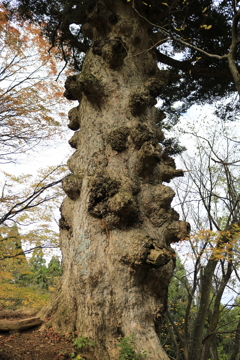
[9,0,237,150]
[117,335,147,360]
[70,335,94,360]
[7,0,236,100]
[29,248,48,290]
[72,336,95,349]
[162,137,186,156]
[70,354,85,360]
[47,256,63,285]
[28,250,62,291]
[0,227,62,309]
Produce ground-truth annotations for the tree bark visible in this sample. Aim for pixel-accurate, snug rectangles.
[39,2,189,359]
[0,317,43,331]
[230,318,240,360]
[201,259,233,360]
[190,258,218,360]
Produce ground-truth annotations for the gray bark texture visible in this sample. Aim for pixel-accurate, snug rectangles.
[40,2,190,359]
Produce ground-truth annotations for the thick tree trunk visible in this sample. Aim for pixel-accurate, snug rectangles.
[40,2,189,359]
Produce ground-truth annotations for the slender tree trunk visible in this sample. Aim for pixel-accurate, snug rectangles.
[40,2,189,359]
[230,318,240,360]
[209,335,219,360]
[190,259,218,360]
[201,260,233,360]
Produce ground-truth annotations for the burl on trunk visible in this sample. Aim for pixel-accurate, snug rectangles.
[41,2,189,359]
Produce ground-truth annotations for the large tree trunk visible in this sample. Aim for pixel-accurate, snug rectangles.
[40,2,189,359]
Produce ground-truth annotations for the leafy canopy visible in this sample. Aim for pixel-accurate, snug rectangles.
[5,0,238,98]
[0,4,69,163]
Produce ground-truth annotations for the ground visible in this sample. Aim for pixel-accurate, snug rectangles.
[0,309,96,360]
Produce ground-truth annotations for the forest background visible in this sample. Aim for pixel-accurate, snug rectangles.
[0,1,239,360]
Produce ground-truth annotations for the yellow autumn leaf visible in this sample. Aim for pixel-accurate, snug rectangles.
[162,2,169,6]
[202,7,208,13]
[200,24,212,30]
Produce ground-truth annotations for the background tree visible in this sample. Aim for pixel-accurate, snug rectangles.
[160,255,190,359]
[0,166,66,313]
[0,4,69,164]
[0,225,63,309]
[162,228,240,360]
[161,114,240,360]
[46,255,63,289]
[29,249,62,291]
[0,3,72,264]
[0,165,68,257]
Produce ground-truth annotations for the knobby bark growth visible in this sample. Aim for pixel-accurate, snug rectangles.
[40,2,189,359]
